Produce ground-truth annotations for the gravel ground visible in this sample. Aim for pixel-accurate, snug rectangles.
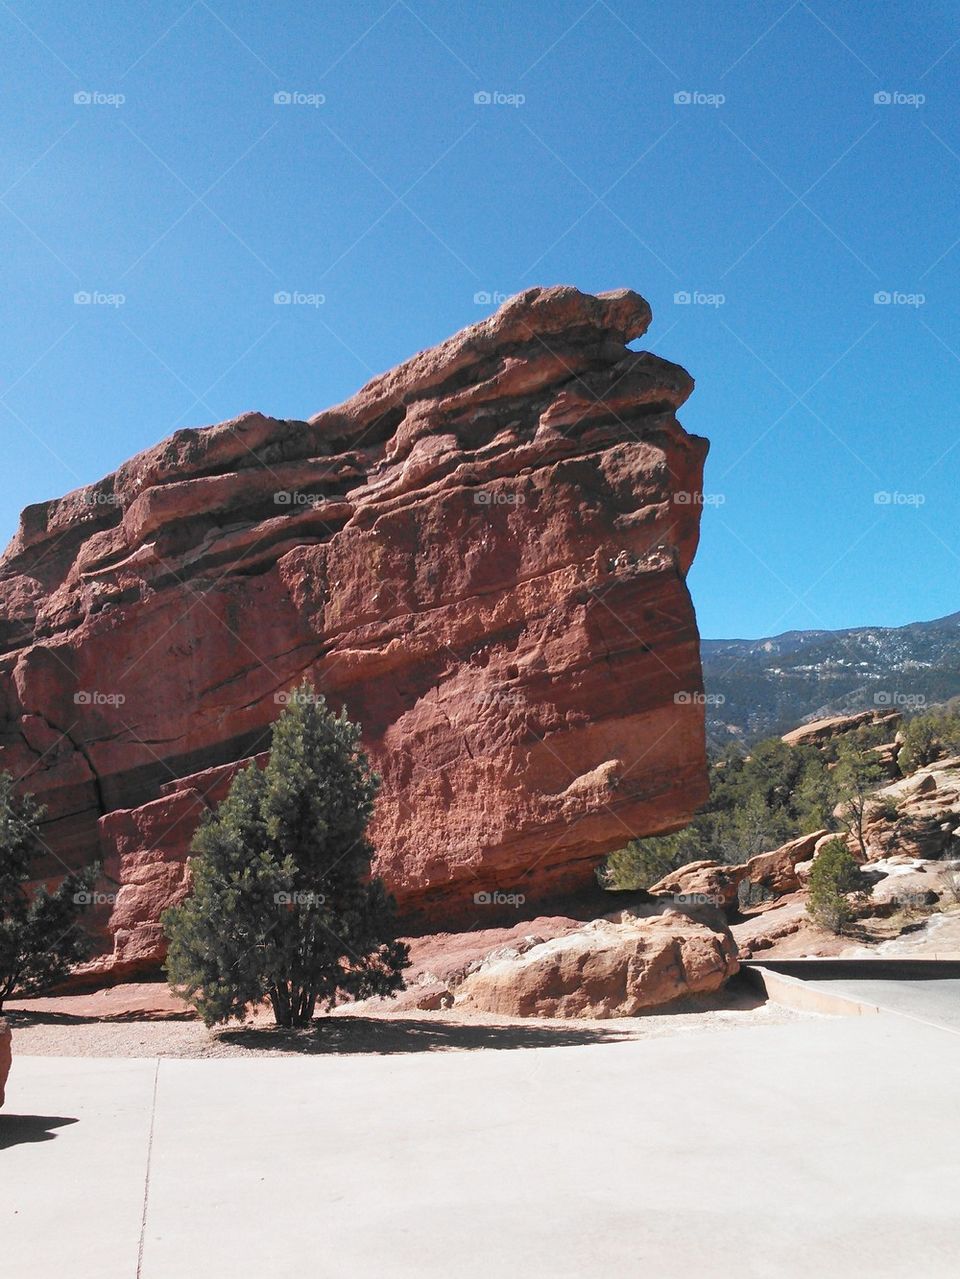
[6,988,811,1058]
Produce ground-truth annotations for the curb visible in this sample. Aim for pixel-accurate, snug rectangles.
[739,966,884,1018]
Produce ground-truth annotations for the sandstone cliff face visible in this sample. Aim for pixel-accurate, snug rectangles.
[0,286,709,975]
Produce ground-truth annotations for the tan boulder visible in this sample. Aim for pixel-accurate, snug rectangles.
[866,861,944,910]
[650,831,831,910]
[781,709,901,748]
[743,830,831,895]
[454,911,738,1018]
[647,860,747,909]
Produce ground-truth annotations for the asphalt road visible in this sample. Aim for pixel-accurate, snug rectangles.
[3,1014,960,1278]
[806,978,960,1032]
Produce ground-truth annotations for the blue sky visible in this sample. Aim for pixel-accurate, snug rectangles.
[2,0,958,638]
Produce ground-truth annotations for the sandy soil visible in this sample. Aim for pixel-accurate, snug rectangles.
[5,984,810,1058]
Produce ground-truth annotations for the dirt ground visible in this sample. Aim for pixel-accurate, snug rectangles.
[5,981,810,1058]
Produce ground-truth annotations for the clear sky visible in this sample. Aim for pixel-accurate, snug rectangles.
[2,1,958,638]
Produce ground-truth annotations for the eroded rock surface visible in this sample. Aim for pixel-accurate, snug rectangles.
[454,908,738,1018]
[0,286,709,975]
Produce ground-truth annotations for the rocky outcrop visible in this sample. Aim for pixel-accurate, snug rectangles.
[454,909,738,1017]
[0,1018,10,1107]
[861,757,960,861]
[780,708,901,749]
[741,830,831,894]
[648,859,746,909]
[0,286,709,975]
[648,829,831,912]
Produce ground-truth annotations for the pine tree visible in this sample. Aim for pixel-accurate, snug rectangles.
[833,736,884,857]
[806,837,867,935]
[0,771,98,1009]
[163,683,409,1028]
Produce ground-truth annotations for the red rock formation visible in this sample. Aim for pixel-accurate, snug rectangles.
[0,286,709,976]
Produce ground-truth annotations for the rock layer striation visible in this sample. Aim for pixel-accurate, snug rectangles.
[0,286,709,977]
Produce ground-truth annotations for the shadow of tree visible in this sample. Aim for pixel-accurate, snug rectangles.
[215,1016,638,1055]
[0,1115,78,1150]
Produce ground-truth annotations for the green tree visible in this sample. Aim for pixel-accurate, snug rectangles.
[833,736,884,857]
[163,684,409,1028]
[793,756,837,832]
[806,837,868,934]
[897,707,960,775]
[602,734,841,889]
[0,771,97,1009]
[601,827,710,891]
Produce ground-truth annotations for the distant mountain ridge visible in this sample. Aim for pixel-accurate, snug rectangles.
[702,610,960,749]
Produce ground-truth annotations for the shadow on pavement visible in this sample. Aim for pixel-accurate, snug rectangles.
[216,1016,638,1055]
[0,1115,78,1149]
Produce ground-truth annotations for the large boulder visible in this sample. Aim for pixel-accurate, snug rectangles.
[648,860,747,909]
[0,286,711,977]
[454,910,738,1018]
[0,1018,10,1108]
[648,830,831,912]
[742,830,831,895]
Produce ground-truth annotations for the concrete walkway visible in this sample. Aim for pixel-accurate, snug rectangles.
[800,978,960,1032]
[3,1016,959,1278]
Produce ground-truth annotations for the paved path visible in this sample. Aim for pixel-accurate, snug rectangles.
[804,977,960,1032]
[3,1015,959,1278]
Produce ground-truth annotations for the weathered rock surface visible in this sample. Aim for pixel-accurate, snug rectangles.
[780,708,901,749]
[0,1018,11,1107]
[862,757,960,861]
[648,830,831,912]
[0,286,709,976]
[741,829,831,894]
[648,859,746,909]
[454,908,738,1018]
[731,894,852,959]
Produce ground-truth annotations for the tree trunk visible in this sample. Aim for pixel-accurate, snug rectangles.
[270,983,292,1027]
[290,987,316,1028]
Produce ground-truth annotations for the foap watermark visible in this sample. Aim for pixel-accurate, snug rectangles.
[875,691,927,709]
[890,890,934,909]
[82,489,121,506]
[672,892,724,907]
[73,890,118,906]
[674,90,725,108]
[474,290,509,306]
[874,290,925,307]
[674,290,725,307]
[274,490,323,509]
[874,90,925,108]
[474,90,525,107]
[473,689,522,707]
[874,490,925,506]
[674,491,725,506]
[74,291,125,307]
[474,890,526,907]
[274,891,326,906]
[273,90,325,107]
[274,689,323,706]
[274,290,325,307]
[674,691,726,706]
[74,90,125,108]
[474,490,525,506]
[74,690,125,707]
